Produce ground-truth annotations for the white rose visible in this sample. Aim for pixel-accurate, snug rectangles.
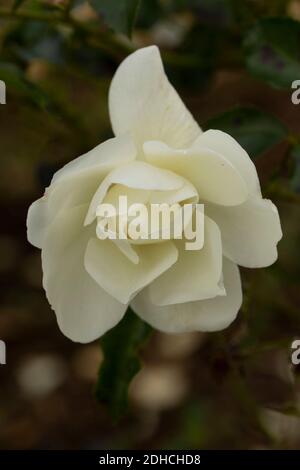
[27,46,282,343]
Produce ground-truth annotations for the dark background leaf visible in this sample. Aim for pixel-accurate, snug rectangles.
[89,0,141,37]
[96,308,152,420]
[290,144,300,193]
[204,106,288,158]
[244,17,300,89]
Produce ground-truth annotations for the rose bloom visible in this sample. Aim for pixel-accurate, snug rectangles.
[27,46,282,343]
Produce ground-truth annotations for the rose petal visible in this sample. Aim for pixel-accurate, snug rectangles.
[206,197,282,268]
[42,205,127,343]
[149,216,224,305]
[144,140,248,206]
[109,46,201,150]
[27,197,48,249]
[48,135,136,217]
[27,136,137,251]
[192,129,261,196]
[52,134,136,185]
[84,161,185,225]
[131,258,242,333]
[84,237,178,304]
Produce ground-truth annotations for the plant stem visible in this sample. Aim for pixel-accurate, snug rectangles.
[0,7,62,23]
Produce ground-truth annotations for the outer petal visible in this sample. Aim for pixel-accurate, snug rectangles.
[27,136,136,250]
[27,197,48,249]
[84,238,178,304]
[192,129,261,196]
[42,205,127,343]
[48,135,137,216]
[206,198,282,268]
[51,134,136,185]
[144,140,248,206]
[149,216,224,305]
[131,258,242,333]
[109,46,201,149]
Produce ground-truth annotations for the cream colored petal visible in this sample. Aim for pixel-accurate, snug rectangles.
[27,197,48,249]
[144,140,248,206]
[27,135,137,252]
[192,129,261,196]
[149,179,199,205]
[109,46,201,150]
[206,197,282,268]
[48,135,136,217]
[149,216,224,305]
[52,134,136,185]
[84,238,178,304]
[101,180,199,212]
[96,219,140,264]
[101,185,151,214]
[131,258,242,333]
[84,161,185,225]
[42,205,127,343]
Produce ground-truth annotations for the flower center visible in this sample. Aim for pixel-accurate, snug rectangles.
[95,183,203,249]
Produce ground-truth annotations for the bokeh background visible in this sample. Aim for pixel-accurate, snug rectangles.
[1,0,300,450]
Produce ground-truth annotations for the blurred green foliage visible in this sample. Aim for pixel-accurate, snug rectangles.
[96,308,151,421]
[290,145,300,192]
[244,17,300,89]
[89,0,141,37]
[204,107,288,158]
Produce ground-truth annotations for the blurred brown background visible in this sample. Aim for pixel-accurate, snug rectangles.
[1,0,300,450]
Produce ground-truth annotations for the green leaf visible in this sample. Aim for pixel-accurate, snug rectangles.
[89,0,141,37]
[244,17,300,89]
[290,144,300,193]
[96,308,152,420]
[203,106,288,158]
